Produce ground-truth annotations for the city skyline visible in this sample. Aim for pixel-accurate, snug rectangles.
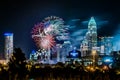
[0,0,120,57]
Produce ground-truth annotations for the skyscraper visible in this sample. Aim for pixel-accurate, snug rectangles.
[4,33,13,60]
[86,17,97,50]
[80,38,88,57]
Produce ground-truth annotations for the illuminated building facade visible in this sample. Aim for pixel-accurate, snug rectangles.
[80,38,88,57]
[4,33,13,60]
[81,17,113,56]
[86,17,97,50]
[99,36,113,55]
[81,17,97,56]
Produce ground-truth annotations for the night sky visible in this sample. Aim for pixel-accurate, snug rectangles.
[0,0,120,58]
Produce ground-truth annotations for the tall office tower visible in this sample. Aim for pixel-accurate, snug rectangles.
[86,17,97,50]
[62,41,71,62]
[99,37,105,55]
[4,33,13,60]
[99,36,113,55]
[80,38,88,57]
[104,37,113,55]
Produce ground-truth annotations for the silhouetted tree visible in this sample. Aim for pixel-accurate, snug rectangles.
[112,53,120,69]
[8,47,27,80]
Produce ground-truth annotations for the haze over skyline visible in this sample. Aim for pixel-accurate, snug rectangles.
[0,0,120,58]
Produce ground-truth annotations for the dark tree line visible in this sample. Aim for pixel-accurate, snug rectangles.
[8,47,27,80]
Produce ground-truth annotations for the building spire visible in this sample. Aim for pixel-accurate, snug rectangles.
[88,17,96,26]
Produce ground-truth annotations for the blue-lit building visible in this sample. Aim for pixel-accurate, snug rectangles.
[4,33,13,60]
[86,17,97,50]
[81,17,97,57]
[81,17,113,55]
[80,17,115,66]
[68,47,81,58]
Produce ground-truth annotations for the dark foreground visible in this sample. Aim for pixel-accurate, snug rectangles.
[0,62,120,80]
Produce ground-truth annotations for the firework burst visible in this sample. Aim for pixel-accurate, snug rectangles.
[40,35,55,49]
[42,16,64,35]
[31,16,70,50]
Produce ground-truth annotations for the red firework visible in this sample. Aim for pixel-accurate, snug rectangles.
[31,22,45,48]
[40,35,55,49]
[31,16,65,49]
[31,22,44,35]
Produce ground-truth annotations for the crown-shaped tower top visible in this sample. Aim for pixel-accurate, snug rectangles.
[88,17,97,30]
[88,17,96,26]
